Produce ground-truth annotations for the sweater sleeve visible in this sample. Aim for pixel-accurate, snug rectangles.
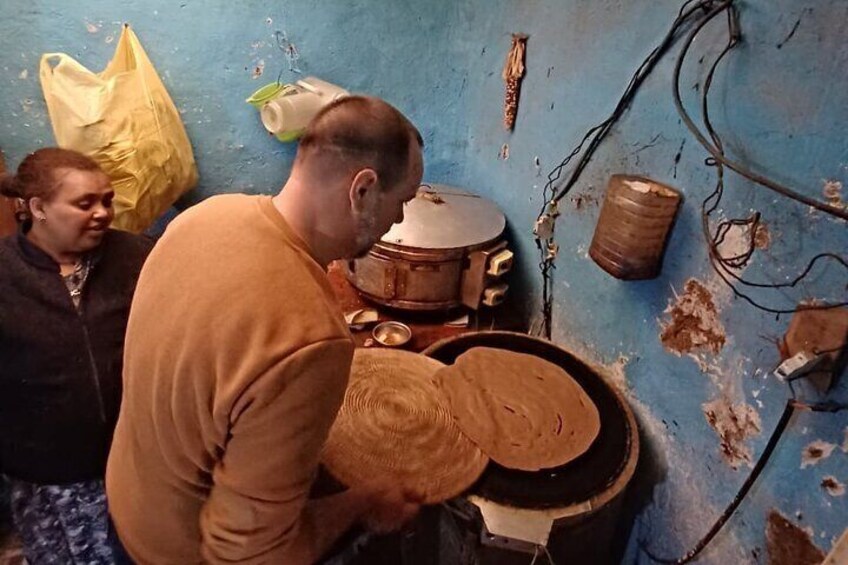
[199,337,354,564]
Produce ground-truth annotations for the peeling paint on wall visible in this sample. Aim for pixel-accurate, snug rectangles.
[660,279,726,356]
[497,143,509,160]
[754,222,770,250]
[820,476,845,497]
[702,397,762,469]
[801,440,837,469]
[822,179,845,209]
[842,427,848,453]
[251,59,265,79]
[765,510,826,565]
[570,192,599,212]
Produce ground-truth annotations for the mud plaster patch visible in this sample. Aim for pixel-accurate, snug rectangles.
[754,222,770,250]
[766,510,826,565]
[801,440,837,469]
[660,279,726,356]
[252,60,265,79]
[821,476,845,497]
[702,397,761,469]
[823,179,845,209]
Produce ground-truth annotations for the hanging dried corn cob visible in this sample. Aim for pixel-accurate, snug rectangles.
[502,33,528,130]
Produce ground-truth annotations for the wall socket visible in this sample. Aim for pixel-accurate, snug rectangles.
[781,307,848,391]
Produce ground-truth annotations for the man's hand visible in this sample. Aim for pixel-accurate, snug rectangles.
[358,486,422,534]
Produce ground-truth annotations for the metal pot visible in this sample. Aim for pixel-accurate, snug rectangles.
[344,184,513,311]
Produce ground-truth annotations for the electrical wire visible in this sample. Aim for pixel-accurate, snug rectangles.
[533,0,727,339]
[546,0,723,210]
[680,1,848,314]
[640,397,848,564]
[672,6,848,221]
[534,0,847,336]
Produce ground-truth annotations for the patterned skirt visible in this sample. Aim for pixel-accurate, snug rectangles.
[6,477,115,565]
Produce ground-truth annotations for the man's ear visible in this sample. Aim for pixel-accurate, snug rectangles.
[348,168,379,212]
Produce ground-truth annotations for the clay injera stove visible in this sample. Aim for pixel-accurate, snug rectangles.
[423,331,638,511]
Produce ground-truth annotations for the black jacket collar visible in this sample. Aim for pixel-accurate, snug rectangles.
[14,228,104,272]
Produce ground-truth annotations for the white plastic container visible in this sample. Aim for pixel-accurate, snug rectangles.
[260,77,349,141]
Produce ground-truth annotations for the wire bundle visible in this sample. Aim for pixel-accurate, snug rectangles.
[534,0,847,338]
[673,2,848,315]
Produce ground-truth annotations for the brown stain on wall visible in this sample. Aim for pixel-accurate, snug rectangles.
[702,397,761,469]
[754,222,771,250]
[801,440,837,469]
[765,510,826,565]
[571,192,599,211]
[821,475,846,497]
[661,279,726,356]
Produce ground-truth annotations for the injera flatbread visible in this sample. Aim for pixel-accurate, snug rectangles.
[435,347,601,471]
[322,349,489,504]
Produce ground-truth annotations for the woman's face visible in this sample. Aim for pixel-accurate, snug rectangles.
[32,168,115,255]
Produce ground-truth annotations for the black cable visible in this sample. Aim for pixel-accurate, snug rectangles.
[534,0,725,339]
[641,398,847,564]
[547,0,722,209]
[672,3,848,221]
[536,0,846,335]
[688,3,848,314]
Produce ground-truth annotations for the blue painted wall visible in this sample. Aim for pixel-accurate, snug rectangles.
[1,0,846,562]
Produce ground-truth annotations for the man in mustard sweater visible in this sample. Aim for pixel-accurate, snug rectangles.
[106,96,424,564]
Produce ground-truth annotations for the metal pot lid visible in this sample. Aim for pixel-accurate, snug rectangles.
[381,184,506,249]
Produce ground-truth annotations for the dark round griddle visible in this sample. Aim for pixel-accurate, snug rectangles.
[423,331,635,510]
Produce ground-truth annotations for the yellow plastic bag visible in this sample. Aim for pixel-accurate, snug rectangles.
[40,25,198,233]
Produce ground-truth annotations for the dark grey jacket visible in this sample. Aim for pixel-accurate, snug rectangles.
[0,229,153,484]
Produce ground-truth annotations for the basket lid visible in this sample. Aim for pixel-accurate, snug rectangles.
[322,349,489,503]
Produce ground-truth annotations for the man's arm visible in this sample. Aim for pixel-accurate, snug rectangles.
[199,338,361,564]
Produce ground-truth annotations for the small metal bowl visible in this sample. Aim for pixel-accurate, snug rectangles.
[372,321,412,348]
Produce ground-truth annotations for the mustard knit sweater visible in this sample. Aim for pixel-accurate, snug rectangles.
[106,194,354,564]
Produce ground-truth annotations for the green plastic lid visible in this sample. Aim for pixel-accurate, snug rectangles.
[246,83,288,108]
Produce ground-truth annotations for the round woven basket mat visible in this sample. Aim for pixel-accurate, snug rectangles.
[323,349,489,504]
[435,347,601,471]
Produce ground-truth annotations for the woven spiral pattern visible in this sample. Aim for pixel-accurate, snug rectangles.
[323,349,489,504]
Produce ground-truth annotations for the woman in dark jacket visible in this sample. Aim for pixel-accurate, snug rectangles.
[0,148,153,564]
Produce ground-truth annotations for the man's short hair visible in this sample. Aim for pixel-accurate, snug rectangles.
[295,96,423,190]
